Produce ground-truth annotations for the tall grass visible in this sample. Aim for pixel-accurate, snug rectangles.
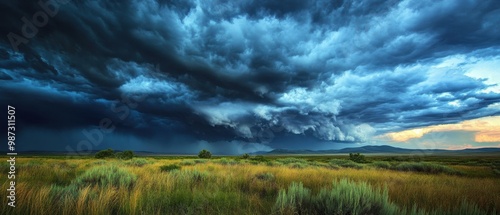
[74,165,137,189]
[0,157,498,215]
[274,179,401,215]
[392,162,464,175]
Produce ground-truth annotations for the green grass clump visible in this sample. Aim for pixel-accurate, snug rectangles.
[393,162,463,175]
[276,158,308,165]
[216,158,239,165]
[171,169,210,184]
[74,165,137,189]
[274,179,401,215]
[193,159,208,164]
[91,160,107,166]
[288,162,309,169]
[179,159,196,166]
[49,184,80,201]
[329,159,364,169]
[160,164,182,172]
[371,161,392,169]
[126,158,151,167]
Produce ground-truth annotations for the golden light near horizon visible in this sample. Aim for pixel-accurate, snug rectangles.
[382,116,500,143]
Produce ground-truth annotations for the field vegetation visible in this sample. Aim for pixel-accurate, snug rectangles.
[1,152,499,215]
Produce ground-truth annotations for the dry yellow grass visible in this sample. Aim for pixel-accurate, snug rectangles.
[0,157,498,214]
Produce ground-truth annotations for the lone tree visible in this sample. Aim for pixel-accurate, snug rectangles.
[242,153,250,159]
[349,153,367,163]
[95,148,115,159]
[198,149,212,159]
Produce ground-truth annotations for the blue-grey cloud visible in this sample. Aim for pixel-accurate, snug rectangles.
[1,0,499,153]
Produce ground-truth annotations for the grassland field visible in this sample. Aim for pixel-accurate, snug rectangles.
[1,153,499,215]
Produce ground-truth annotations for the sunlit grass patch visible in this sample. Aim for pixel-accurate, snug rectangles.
[74,165,137,189]
[126,158,152,167]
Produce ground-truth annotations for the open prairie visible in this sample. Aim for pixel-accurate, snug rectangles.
[1,154,499,215]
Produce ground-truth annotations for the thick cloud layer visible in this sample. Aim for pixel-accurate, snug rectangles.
[1,0,499,153]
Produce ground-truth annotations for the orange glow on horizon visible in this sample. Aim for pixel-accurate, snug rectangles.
[381,116,500,143]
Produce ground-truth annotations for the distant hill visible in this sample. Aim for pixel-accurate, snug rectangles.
[3,145,500,156]
[260,145,500,155]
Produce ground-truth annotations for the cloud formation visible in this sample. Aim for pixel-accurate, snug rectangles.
[1,0,499,153]
[381,116,500,142]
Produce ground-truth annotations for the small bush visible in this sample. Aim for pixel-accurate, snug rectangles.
[372,161,392,169]
[193,159,208,164]
[349,152,367,163]
[92,160,107,165]
[95,148,115,159]
[276,158,307,165]
[393,162,463,175]
[126,158,151,167]
[198,149,212,158]
[251,155,268,162]
[179,160,195,166]
[329,159,364,169]
[217,158,239,165]
[160,164,182,172]
[242,153,250,159]
[265,161,282,167]
[273,179,401,215]
[116,150,134,160]
[274,182,312,215]
[288,162,308,169]
[171,169,209,183]
[310,161,330,168]
[74,165,137,189]
[493,169,500,176]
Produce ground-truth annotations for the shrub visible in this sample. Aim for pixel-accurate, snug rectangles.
[217,158,239,165]
[160,164,182,172]
[92,160,107,165]
[242,153,250,159]
[393,162,463,175]
[274,182,312,215]
[349,152,367,163]
[251,155,268,162]
[372,161,392,169]
[193,159,208,164]
[179,159,195,166]
[116,150,134,160]
[329,159,364,169]
[310,161,330,168]
[74,165,137,189]
[493,169,500,176]
[276,158,307,164]
[94,148,115,159]
[288,162,308,169]
[171,169,209,183]
[274,179,401,215]
[126,158,151,167]
[198,149,212,158]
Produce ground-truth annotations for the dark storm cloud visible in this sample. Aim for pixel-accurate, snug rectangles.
[1,0,500,153]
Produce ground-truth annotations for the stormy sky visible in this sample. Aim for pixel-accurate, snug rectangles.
[1,0,499,154]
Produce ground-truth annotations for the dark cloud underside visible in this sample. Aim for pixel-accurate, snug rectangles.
[1,0,499,153]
